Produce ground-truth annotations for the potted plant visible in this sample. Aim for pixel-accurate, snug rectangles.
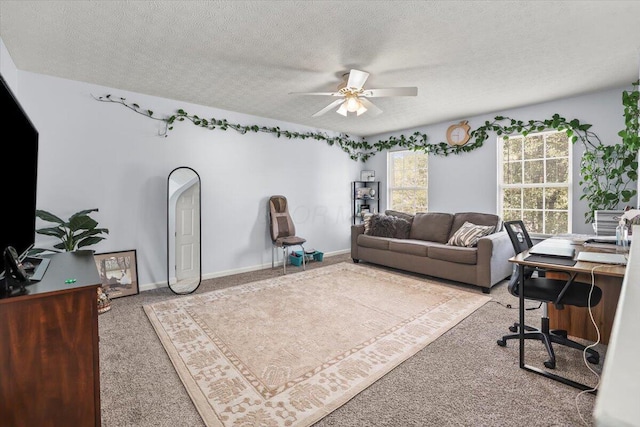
[30,208,109,254]
[31,208,112,313]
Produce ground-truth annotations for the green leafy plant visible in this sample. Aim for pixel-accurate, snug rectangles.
[619,80,640,152]
[578,80,639,222]
[30,208,109,255]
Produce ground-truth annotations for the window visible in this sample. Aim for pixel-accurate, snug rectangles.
[498,130,572,235]
[387,150,428,214]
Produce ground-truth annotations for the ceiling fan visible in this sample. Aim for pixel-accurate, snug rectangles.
[289,69,418,117]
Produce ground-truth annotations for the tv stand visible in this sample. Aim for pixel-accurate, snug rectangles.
[0,251,102,427]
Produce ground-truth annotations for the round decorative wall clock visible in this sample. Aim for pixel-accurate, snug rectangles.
[446,120,471,146]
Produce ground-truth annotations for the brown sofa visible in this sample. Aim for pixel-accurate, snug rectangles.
[351,210,515,293]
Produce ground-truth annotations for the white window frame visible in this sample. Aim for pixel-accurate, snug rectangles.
[386,150,428,214]
[497,130,573,236]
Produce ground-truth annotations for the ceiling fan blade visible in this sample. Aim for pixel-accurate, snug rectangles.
[358,98,383,116]
[312,99,345,117]
[289,91,342,96]
[346,69,369,90]
[362,87,418,97]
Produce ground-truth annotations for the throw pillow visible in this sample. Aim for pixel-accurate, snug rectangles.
[363,212,375,234]
[394,217,412,239]
[385,209,415,226]
[367,214,413,239]
[447,221,495,247]
[369,214,397,238]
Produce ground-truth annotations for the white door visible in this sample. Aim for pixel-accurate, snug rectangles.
[175,181,200,283]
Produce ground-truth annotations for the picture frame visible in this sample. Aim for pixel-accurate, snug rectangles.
[94,249,139,299]
[360,170,375,181]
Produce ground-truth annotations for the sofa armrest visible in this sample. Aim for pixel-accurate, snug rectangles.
[351,224,365,260]
[476,231,516,287]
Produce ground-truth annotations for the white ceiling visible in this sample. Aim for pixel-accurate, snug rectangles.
[1,1,640,137]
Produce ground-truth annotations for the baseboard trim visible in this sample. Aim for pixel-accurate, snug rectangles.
[139,249,350,292]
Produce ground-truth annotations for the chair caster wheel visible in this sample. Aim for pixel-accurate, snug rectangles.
[544,360,556,369]
[587,355,600,365]
[497,339,506,347]
[509,325,518,333]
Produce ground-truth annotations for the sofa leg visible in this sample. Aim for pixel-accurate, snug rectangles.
[482,287,490,294]
[352,259,360,263]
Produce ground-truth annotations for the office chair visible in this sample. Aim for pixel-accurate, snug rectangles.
[497,220,602,369]
[268,195,306,274]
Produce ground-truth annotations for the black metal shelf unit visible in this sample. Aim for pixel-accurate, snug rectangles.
[352,181,380,224]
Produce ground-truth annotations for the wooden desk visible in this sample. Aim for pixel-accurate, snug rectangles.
[0,251,102,427]
[510,244,626,392]
[511,245,625,344]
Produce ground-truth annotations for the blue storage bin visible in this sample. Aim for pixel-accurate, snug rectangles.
[289,251,304,266]
[289,250,323,266]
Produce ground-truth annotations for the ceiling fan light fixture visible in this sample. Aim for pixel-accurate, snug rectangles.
[345,96,361,112]
[293,69,417,118]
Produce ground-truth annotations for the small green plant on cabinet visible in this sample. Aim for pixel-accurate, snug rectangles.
[30,208,109,255]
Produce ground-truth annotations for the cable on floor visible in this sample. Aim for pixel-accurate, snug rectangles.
[576,264,606,426]
[490,300,542,311]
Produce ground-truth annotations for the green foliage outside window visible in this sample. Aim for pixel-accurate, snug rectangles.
[500,131,570,234]
[388,151,428,214]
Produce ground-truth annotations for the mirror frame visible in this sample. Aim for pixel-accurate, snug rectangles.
[167,166,202,295]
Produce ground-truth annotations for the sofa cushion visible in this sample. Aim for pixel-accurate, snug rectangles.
[448,221,495,247]
[409,212,454,243]
[450,212,501,237]
[428,243,478,265]
[366,214,412,239]
[389,240,429,257]
[357,234,391,250]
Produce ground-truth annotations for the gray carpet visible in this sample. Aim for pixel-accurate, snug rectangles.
[100,254,603,426]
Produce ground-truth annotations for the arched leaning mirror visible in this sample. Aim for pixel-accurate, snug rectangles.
[167,166,201,294]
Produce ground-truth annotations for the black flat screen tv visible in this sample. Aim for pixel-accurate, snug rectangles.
[0,73,39,276]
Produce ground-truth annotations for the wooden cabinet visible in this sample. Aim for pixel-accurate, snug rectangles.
[352,181,380,224]
[0,251,102,427]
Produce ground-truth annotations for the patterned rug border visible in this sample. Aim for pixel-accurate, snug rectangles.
[144,262,491,427]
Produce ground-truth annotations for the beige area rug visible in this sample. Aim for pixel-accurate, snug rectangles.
[143,262,491,427]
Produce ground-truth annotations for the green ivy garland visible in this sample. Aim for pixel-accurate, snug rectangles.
[94,94,485,159]
[95,94,374,161]
[96,85,639,224]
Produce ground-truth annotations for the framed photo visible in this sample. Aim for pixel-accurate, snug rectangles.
[360,170,375,181]
[94,250,139,299]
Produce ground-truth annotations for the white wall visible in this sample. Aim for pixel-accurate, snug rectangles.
[2,39,362,290]
[365,86,637,235]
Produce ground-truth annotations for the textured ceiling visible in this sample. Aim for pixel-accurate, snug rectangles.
[1,1,640,137]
